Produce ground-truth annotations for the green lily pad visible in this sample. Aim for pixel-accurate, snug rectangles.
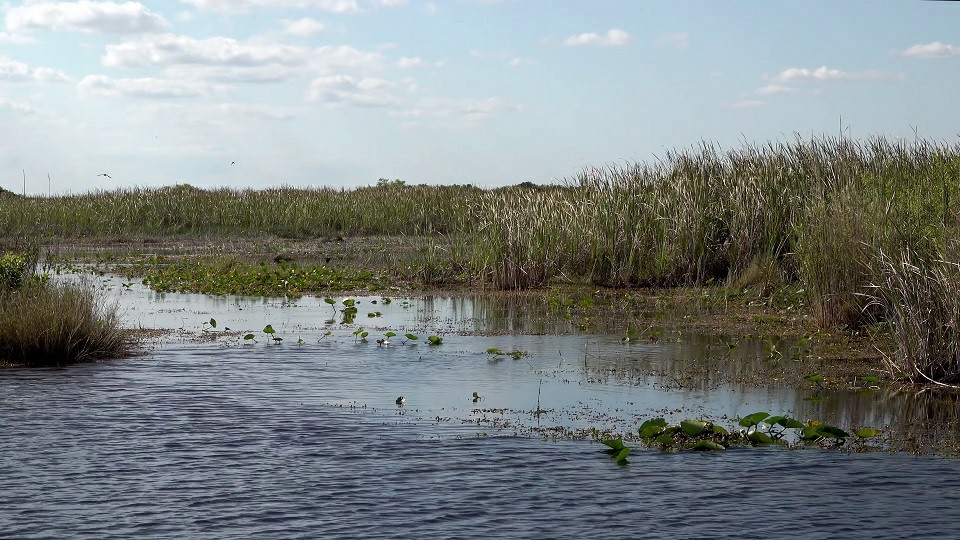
[602,439,625,451]
[680,419,707,436]
[638,418,668,438]
[739,412,770,427]
[691,441,725,451]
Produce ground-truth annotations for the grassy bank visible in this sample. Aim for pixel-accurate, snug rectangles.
[5,134,960,382]
[0,250,135,367]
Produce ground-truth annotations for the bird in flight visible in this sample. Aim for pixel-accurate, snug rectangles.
[231,161,236,165]
[97,173,112,179]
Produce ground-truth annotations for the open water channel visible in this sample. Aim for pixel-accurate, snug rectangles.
[2,277,960,538]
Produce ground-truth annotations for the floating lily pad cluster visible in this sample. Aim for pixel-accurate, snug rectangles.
[599,413,882,462]
[636,413,880,452]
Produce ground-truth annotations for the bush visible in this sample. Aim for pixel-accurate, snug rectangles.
[0,252,30,289]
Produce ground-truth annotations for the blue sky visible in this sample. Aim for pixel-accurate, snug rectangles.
[0,0,957,193]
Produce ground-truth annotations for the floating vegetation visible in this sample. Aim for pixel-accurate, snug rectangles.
[620,413,883,455]
[131,257,395,297]
[600,439,631,465]
[486,347,527,359]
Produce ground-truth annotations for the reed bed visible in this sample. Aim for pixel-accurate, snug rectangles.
[0,183,484,238]
[869,250,960,385]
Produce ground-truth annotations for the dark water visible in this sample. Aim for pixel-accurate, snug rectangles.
[3,344,960,538]
[4,281,960,537]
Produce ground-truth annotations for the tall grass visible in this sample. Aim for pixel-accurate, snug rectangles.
[0,279,134,367]
[467,136,960,327]
[869,250,960,385]
[4,134,960,379]
[0,183,483,238]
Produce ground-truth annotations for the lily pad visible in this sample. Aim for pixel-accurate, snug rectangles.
[680,419,707,436]
[739,412,770,428]
[691,441,725,451]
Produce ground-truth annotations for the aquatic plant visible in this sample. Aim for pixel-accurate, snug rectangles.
[631,414,879,452]
[486,348,527,359]
[600,439,631,465]
[263,324,282,344]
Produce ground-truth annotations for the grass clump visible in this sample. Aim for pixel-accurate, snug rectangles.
[0,248,134,367]
[869,250,960,385]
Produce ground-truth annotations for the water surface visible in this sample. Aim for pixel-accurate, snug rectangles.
[3,280,960,537]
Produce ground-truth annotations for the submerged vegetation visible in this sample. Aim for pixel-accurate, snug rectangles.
[5,135,960,383]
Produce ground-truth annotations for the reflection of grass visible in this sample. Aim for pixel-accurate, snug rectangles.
[0,280,133,367]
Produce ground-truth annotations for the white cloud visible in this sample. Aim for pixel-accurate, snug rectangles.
[392,96,522,126]
[79,75,230,98]
[772,66,903,83]
[179,0,405,13]
[397,56,423,68]
[282,17,325,37]
[725,99,765,109]
[214,102,298,120]
[308,74,402,107]
[901,42,960,58]
[654,32,688,51]
[0,56,70,82]
[0,97,39,115]
[0,32,35,44]
[103,34,306,67]
[102,34,383,83]
[6,1,170,34]
[755,84,795,96]
[563,29,630,47]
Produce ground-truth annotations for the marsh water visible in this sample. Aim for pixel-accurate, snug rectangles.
[3,277,960,538]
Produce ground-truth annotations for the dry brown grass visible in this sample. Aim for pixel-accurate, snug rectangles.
[0,280,135,367]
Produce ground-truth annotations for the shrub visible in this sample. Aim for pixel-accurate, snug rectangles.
[0,252,30,289]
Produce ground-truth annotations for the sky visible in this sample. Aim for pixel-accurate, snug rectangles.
[0,0,958,194]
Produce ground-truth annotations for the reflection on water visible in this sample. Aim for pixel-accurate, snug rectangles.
[3,276,960,536]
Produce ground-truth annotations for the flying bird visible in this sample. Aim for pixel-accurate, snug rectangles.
[231,161,236,165]
[97,173,112,179]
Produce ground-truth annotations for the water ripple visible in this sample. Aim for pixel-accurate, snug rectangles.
[3,345,960,538]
